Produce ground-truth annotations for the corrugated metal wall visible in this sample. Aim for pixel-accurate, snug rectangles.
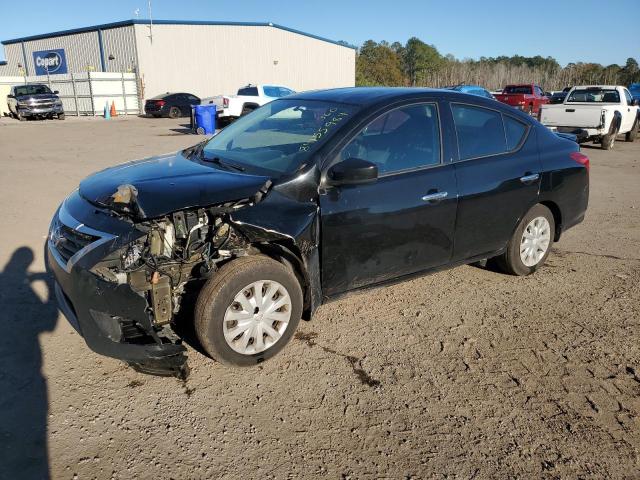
[0,44,27,76]
[101,26,138,73]
[134,24,355,100]
[18,31,103,74]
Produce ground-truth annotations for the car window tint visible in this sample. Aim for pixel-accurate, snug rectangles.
[340,103,440,174]
[504,115,528,150]
[238,86,259,96]
[263,86,281,97]
[451,104,507,160]
[623,89,633,104]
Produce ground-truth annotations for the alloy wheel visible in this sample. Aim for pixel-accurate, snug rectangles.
[520,216,551,267]
[223,280,292,355]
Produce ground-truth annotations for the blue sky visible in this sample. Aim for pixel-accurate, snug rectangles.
[1,0,638,66]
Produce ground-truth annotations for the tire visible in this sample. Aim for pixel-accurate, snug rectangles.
[57,113,65,120]
[495,204,555,276]
[195,255,303,366]
[601,132,616,150]
[625,118,638,142]
[240,105,257,116]
[16,110,25,121]
[168,106,181,119]
[528,104,534,115]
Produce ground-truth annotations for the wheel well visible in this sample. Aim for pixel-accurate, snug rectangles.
[540,201,562,241]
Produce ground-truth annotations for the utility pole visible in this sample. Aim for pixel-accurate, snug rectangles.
[148,0,153,44]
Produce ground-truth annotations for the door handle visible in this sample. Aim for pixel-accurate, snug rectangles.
[520,173,540,184]
[421,191,448,202]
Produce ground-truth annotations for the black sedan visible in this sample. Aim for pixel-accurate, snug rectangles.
[47,88,589,375]
[144,92,200,118]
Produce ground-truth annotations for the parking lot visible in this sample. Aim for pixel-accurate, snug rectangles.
[1,115,638,478]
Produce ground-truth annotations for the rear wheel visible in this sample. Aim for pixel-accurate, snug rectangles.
[625,118,638,142]
[601,132,616,150]
[240,104,257,116]
[168,106,181,119]
[195,255,303,366]
[528,104,534,115]
[495,204,555,276]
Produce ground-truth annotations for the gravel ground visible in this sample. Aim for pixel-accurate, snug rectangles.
[0,115,638,479]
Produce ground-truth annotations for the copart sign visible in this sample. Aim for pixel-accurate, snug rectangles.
[33,49,68,75]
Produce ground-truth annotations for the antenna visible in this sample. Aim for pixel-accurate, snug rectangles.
[147,0,153,43]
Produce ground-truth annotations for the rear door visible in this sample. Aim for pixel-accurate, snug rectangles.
[449,102,541,261]
[320,101,458,296]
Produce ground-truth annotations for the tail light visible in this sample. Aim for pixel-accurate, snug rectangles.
[570,151,590,172]
[222,97,229,108]
[156,100,165,107]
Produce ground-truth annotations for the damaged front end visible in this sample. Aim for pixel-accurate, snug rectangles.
[47,183,272,377]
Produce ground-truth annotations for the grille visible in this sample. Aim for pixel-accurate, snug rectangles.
[54,224,99,263]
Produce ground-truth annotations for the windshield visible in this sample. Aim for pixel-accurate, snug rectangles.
[504,85,532,94]
[567,88,620,103]
[201,99,358,176]
[14,84,53,96]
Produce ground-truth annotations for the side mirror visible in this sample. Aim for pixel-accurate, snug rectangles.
[7,94,14,99]
[633,99,640,106]
[53,90,59,94]
[327,158,378,186]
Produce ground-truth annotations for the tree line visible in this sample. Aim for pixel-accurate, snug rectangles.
[355,38,640,91]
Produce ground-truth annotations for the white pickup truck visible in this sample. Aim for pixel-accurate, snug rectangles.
[540,85,639,150]
[203,84,295,124]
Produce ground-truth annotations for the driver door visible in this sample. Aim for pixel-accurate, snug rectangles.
[319,102,458,297]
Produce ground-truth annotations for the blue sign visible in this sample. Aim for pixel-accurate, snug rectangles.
[33,49,68,75]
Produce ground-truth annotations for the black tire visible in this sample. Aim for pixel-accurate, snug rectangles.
[195,255,303,367]
[240,105,257,116]
[16,110,25,121]
[528,104,534,115]
[495,204,555,276]
[601,132,615,150]
[625,118,638,142]
[57,113,65,120]
[168,106,181,119]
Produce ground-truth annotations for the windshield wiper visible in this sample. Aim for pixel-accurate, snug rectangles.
[202,155,246,172]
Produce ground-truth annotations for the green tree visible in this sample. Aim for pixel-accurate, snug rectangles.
[402,37,443,86]
[356,40,404,86]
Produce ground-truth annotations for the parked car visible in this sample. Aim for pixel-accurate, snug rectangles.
[494,84,549,115]
[446,84,495,99]
[540,85,639,149]
[144,92,201,118]
[7,84,65,120]
[204,84,295,124]
[549,86,572,104]
[629,83,640,103]
[47,87,589,375]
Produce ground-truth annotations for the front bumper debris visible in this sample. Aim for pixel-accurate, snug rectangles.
[46,199,188,377]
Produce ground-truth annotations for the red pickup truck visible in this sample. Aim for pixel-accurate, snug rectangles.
[494,84,549,115]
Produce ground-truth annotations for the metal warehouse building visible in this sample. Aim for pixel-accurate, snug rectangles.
[0,19,356,103]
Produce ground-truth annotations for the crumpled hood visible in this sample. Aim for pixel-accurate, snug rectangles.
[79,151,270,219]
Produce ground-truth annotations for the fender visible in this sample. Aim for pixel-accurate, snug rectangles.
[611,110,622,133]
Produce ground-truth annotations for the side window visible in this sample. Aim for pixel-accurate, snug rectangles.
[339,103,440,175]
[238,86,259,96]
[503,115,528,150]
[279,87,294,97]
[624,89,633,105]
[451,104,507,160]
[262,86,280,98]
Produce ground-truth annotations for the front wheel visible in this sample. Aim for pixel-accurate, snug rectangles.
[495,204,555,276]
[57,113,65,120]
[195,255,303,366]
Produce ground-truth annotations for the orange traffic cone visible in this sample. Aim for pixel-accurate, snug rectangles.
[110,101,117,117]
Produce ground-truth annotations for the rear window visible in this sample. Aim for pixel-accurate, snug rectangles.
[452,104,507,160]
[567,88,620,103]
[238,86,259,96]
[504,85,532,94]
[504,116,528,150]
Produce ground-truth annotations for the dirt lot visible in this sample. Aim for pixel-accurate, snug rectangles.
[0,115,638,479]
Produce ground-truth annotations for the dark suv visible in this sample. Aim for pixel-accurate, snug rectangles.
[47,88,589,376]
[7,84,65,120]
[144,92,201,118]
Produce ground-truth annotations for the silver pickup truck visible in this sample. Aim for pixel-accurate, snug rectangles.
[540,85,639,150]
[7,84,65,121]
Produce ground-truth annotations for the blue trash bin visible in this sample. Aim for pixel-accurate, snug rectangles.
[193,104,217,135]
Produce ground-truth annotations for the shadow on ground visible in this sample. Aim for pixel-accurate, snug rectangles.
[0,247,57,480]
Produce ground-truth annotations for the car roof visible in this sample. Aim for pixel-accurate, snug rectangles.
[288,87,445,106]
